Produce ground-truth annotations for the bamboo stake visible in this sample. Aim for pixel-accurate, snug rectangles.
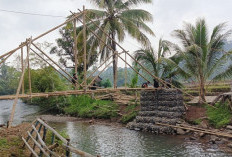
[27,38,32,97]
[0,50,16,65]
[30,48,73,84]
[21,44,24,94]
[31,43,82,87]
[83,6,87,93]
[125,52,127,89]
[73,18,78,89]
[8,44,30,128]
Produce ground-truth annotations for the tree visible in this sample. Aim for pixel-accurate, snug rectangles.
[75,0,154,88]
[171,18,232,102]
[101,79,112,88]
[0,63,20,95]
[134,38,185,88]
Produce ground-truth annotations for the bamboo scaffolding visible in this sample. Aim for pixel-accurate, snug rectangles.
[75,16,153,86]
[31,43,82,87]
[73,18,78,89]
[0,12,83,65]
[0,50,16,65]
[125,52,127,88]
[8,45,30,128]
[79,11,213,105]
[30,48,73,84]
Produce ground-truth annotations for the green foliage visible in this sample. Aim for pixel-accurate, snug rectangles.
[100,79,112,88]
[193,119,202,125]
[129,64,140,88]
[206,102,232,128]
[24,66,67,93]
[64,95,119,118]
[0,63,20,95]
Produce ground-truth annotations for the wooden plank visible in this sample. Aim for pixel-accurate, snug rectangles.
[22,137,39,157]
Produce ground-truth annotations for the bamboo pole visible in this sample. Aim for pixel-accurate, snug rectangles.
[30,48,73,84]
[8,44,30,128]
[125,52,127,89]
[83,6,87,93]
[21,44,24,94]
[22,137,39,157]
[31,43,82,87]
[0,50,16,65]
[27,38,32,97]
[73,18,78,89]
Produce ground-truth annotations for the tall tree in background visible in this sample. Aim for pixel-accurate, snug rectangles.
[171,18,232,102]
[79,0,154,88]
[134,39,185,88]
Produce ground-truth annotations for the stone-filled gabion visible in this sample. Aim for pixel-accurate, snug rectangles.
[127,89,185,134]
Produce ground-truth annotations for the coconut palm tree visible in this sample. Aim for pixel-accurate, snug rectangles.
[171,18,232,102]
[134,38,185,88]
[75,0,154,88]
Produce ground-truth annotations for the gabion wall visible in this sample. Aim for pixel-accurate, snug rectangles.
[127,89,185,134]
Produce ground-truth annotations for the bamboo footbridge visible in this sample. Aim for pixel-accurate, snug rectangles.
[1,6,232,148]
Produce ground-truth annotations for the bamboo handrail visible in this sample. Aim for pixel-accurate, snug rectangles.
[22,137,39,157]
[27,131,50,157]
[62,144,95,157]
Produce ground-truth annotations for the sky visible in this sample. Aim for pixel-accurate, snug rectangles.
[0,0,232,68]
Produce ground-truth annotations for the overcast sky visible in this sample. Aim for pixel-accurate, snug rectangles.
[0,0,232,67]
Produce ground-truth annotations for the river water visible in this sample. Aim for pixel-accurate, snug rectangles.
[0,100,231,157]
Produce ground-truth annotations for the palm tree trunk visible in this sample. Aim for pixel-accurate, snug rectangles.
[199,76,206,103]
[111,32,118,89]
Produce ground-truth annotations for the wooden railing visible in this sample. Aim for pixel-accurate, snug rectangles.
[22,118,95,157]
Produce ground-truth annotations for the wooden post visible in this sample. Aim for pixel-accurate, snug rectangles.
[31,123,43,157]
[23,120,39,148]
[83,6,87,93]
[125,52,127,89]
[73,18,78,89]
[39,126,47,156]
[21,44,25,94]
[27,38,32,98]
[66,138,71,157]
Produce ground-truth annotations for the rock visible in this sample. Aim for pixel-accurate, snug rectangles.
[227,143,232,148]
[199,133,205,137]
[210,135,220,144]
[189,136,197,140]
[199,121,208,129]
[134,127,141,131]
[226,125,232,130]
[176,128,185,135]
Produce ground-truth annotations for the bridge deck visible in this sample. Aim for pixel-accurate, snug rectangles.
[0,88,156,100]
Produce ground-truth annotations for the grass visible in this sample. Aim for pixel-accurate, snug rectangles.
[121,103,139,124]
[206,102,232,128]
[0,138,8,148]
[64,95,119,119]
[46,130,69,145]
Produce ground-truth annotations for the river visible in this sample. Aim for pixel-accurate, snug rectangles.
[0,100,231,157]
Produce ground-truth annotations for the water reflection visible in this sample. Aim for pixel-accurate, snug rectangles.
[50,122,231,157]
[0,99,40,125]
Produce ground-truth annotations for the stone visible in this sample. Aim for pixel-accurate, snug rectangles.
[189,136,197,140]
[210,135,220,144]
[176,128,186,135]
[134,127,141,131]
[226,125,232,130]
[199,133,205,137]
[227,143,232,148]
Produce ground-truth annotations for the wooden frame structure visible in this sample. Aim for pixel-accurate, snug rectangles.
[22,118,94,157]
[1,6,203,127]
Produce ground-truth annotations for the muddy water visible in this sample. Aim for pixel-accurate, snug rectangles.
[0,100,231,157]
[49,121,231,157]
[0,100,40,125]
